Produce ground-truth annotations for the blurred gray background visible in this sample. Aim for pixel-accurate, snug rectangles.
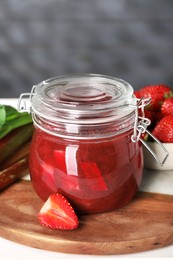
[0,0,173,97]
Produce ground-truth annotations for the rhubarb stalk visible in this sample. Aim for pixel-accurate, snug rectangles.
[0,124,33,164]
[0,155,29,191]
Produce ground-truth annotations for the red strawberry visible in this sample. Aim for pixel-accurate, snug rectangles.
[38,193,79,230]
[161,98,173,117]
[138,84,171,111]
[134,90,141,99]
[143,109,153,121]
[152,115,173,143]
[142,109,161,132]
[152,111,162,123]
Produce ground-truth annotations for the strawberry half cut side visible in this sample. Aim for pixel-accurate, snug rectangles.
[38,193,79,230]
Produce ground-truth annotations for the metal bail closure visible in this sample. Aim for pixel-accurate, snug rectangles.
[18,93,31,113]
[18,86,36,113]
[131,97,169,166]
[139,130,169,166]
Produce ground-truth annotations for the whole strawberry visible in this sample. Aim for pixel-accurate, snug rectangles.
[137,84,171,111]
[161,97,173,117]
[152,115,173,143]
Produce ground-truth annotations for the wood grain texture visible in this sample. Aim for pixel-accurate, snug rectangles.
[0,180,173,255]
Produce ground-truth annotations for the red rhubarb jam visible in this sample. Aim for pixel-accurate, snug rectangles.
[28,74,144,214]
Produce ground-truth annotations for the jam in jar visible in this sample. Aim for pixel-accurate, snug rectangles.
[27,74,144,214]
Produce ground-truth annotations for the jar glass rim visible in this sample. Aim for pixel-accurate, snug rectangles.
[30,73,135,122]
[27,73,138,139]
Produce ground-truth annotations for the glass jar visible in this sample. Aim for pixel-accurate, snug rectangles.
[21,74,144,214]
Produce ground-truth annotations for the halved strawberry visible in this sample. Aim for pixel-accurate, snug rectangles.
[38,193,79,230]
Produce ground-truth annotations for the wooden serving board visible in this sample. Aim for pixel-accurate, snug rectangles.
[0,180,173,255]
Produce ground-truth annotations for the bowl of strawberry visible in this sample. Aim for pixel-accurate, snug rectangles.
[135,84,173,170]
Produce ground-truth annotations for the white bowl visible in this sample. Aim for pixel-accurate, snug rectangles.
[143,142,173,170]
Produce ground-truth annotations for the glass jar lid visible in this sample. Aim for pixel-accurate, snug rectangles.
[30,73,136,124]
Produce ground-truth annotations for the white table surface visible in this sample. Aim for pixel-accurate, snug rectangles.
[0,99,173,259]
